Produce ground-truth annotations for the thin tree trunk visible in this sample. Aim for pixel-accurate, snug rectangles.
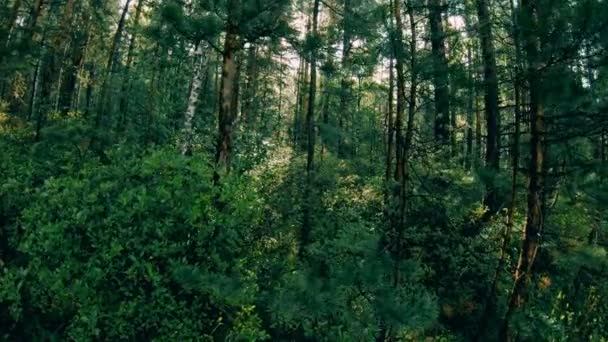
[379,3,418,340]
[293,56,304,146]
[28,57,42,121]
[277,51,284,141]
[466,43,474,169]
[501,0,545,339]
[320,71,331,155]
[182,42,206,155]
[338,0,352,157]
[385,57,395,209]
[95,0,132,127]
[479,1,523,333]
[118,0,144,127]
[475,45,483,164]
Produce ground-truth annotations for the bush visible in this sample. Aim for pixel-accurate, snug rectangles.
[1,148,267,341]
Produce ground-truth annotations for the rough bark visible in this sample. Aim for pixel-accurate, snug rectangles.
[214,17,241,178]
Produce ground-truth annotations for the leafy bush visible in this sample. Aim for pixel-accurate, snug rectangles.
[1,148,267,341]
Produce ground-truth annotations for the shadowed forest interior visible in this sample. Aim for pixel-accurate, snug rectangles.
[1,0,608,340]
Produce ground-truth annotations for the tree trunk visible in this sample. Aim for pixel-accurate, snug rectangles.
[95,0,131,127]
[293,56,305,146]
[28,54,42,121]
[118,0,144,127]
[385,57,395,207]
[379,3,418,340]
[214,17,241,179]
[501,0,544,339]
[479,2,523,334]
[338,0,352,157]
[182,42,206,155]
[428,0,450,145]
[301,0,321,251]
[466,43,474,169]
[320,68,331,155]
[477,0,501,214]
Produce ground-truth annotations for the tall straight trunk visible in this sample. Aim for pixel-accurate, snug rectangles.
[293,56,305,146]
[182,42,206,155]
[214,10,241,179]
[385,57,395,204]
[277,51,284,141]
[95,0,131,127]
[405,3,418,164]
[28,54,42,121]
[479,2,523,335]
[320,69,331,155]
[301,0,321,251]
[119,0,144,125]
[392,0,406,232]
[392,0,413,284]
[306,0,320,177]
[338,0,352,157]
[466,43,474,169]
[502,0,545,339]
[379,4,418,341]
[477,0,501,214]
[35,39,50,141]
[428,0,450,144]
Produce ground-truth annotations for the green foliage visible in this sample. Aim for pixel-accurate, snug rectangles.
[2,0,608,340]
[1,146,267,340]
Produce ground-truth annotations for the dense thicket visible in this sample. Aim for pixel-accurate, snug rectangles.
[1,0,608,340]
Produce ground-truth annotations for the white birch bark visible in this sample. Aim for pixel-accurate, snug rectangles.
[182,42,206,155]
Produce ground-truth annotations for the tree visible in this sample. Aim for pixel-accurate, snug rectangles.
[502,0,545,338]
[428,0,450,145]
[301,0,321,250]
[476,0,500,214]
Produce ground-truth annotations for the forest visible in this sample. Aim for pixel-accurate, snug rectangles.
[1,0,607,340]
